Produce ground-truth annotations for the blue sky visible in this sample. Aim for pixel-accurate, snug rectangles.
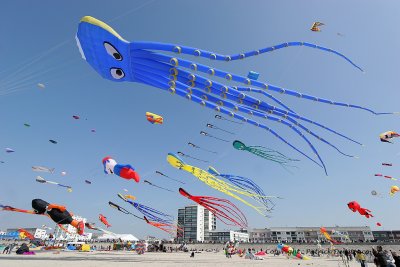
[1,0,400,239]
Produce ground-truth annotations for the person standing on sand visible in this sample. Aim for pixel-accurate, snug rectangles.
[356,250,366,267]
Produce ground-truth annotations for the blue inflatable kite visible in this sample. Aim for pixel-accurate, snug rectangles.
[76,16,395,175]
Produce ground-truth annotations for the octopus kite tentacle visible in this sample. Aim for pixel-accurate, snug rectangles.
[144,216,183,237]
[134,54,363,147]
[139,50,394,115]
[179,188,248,228]
[208,167,278,212]
[136,72,324,171]
[118,193,175,224]
[132,41,363,71]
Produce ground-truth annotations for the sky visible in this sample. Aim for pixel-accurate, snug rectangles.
[1,0,400,239]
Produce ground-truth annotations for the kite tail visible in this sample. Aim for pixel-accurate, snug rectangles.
[132,41,363,71]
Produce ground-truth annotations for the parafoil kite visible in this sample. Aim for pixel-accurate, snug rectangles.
[208,166,278,213]
[382,163,392,166]
[146,112,163,124]
[24,123,30,127]
[37,83,45,89]
[390,185,399,196]
[374,174,397,181]
[377,222,382,227]
[179,188,248,228]
[85,180,92,184]
[188,142,217,154]
[77,16,394,175]
[143,179,174,192]
[310,22,325,32]
[36,176,72,192]
[91,129,96,133]
[200,131,229,142]
[380,131,400,143]
[102,156,140,182]
[206,123,234,135]
[177,151,208,163]
[233,140,299,167]
[99,214,111,227]
[247,71,259,80]
[167,153,270,216]
[49,139,58,144]
[61,171,67,176]
[371,190,381,197]
[5,148,15,153]
[32,166,55,173]
[72,115,80,120]
[347,201,373,218]
[155,170,184,184]
[1,199,84,235]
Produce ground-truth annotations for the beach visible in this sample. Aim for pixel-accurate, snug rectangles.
[0,251,365,267]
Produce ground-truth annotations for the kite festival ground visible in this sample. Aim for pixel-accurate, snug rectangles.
[0,250,368,267]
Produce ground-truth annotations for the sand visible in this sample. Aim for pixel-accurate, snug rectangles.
[0,251,365,267]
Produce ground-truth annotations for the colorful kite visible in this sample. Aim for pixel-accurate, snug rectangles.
[118,193,174,224]
[206,123,234,135]
[277,243,310,260]
[85,222,116,236]
[146,112,163,124]
[200,131,229,142]
[19,229,34,240]
[320,227,341,244]
[233,140,299,166]
[32,166,55,173]
[179,188,248,228]
[331,229,350,241]
[188,142,217,154]
[167,153,270,216]
[310,22,325,32]
[5,148,15,153]
[124,194,136,200]
[102,156,140,182]
[99,214,111,227]
[1,199,84,235]
[61,171,67,176]
[35,176,72,192]
[390,185,399,196]
[177,151,209,163]
[72,115,80,120]
[155,170,184,184]
[144,216,183,237]
[380,131,400,143]
[208,166,278,213]
[374,174,397,181]
[347,201,373,218]
[77,16,392,175]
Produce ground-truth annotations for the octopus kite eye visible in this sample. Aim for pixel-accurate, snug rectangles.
[104,42,123,61]
[110,68,125,79]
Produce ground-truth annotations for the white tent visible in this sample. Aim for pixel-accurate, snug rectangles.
[97,234,139,241]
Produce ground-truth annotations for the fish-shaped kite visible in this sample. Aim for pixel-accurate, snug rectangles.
[35,176,72,192]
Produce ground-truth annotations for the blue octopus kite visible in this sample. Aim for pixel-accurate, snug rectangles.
[76,16,395,175]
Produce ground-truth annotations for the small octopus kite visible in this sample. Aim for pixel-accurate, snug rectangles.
[347,201,373,218]
[179,188,248,228]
